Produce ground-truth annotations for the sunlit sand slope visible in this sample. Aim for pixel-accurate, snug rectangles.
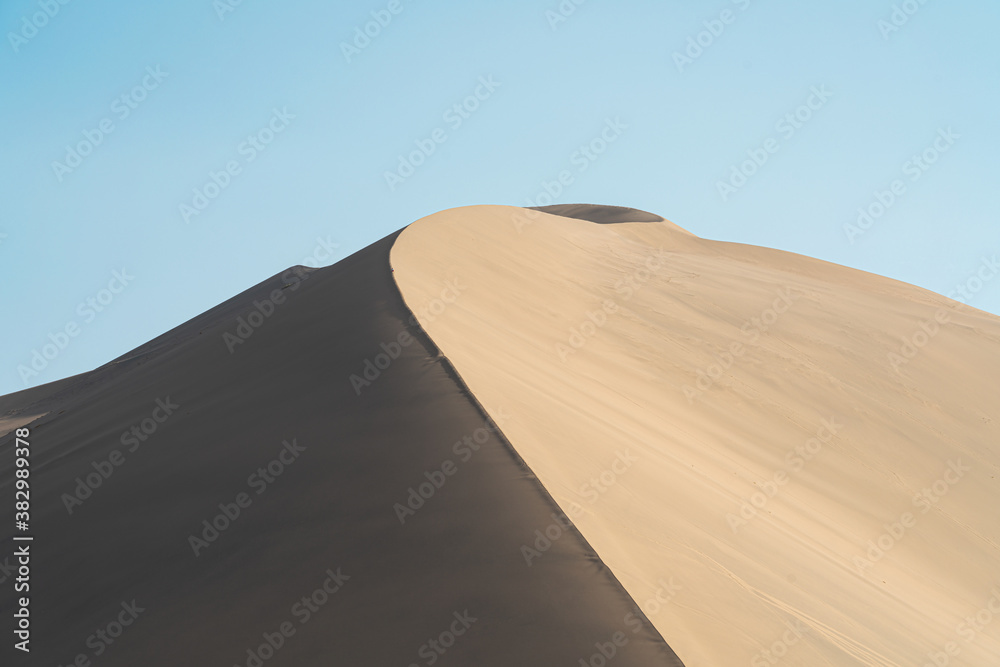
[393,204,1000,666]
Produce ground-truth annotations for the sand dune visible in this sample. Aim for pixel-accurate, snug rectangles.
[393,204,1000,666]
[0,231,683,665]
[5,202,997,666]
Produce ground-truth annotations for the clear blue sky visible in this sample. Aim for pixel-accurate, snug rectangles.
[2,0,998,396]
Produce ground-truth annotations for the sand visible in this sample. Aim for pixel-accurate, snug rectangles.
[0,231,683,665]
[392,204,1000,666]
[6,201,997,666]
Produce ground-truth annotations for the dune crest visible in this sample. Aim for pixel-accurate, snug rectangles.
[392,204,1000,666]
[0,230,685,666]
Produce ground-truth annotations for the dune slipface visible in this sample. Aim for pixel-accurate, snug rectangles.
[0,232,684,665]
[392,205,1000,666]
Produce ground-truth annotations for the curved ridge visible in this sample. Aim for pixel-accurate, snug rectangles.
[386,256,687,665]
[0,224,685,666]
[392,203,1000,667]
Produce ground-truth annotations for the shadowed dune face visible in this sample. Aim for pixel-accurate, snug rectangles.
[393,204,1000,666]
[530,203,666,224]
[0,233,684,665]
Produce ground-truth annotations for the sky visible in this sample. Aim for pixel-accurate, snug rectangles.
[1,0,998,396]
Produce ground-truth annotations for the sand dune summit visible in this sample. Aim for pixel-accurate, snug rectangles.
[2,203,998,666]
